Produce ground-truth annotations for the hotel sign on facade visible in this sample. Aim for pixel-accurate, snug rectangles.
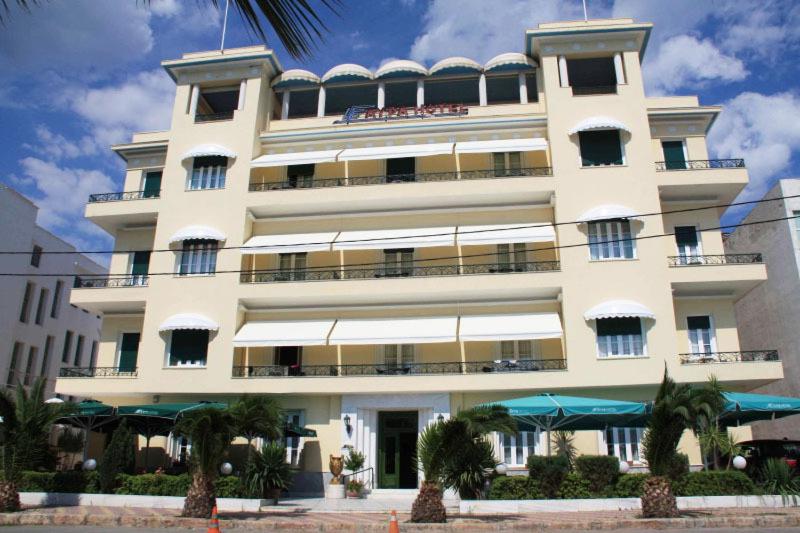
[336,104,469,124]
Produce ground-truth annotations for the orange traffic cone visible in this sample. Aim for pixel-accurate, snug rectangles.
[207,505,221,533]
[388,509,399,533]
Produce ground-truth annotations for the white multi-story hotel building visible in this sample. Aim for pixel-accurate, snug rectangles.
[0,185,104,399]
[58,18,782,492]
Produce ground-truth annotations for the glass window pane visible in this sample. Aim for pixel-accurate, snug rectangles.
[424,77,480,105]
[385,81,417,107]
[486,75,520,105]
[501,341,514,359]
[518,341,532,359]
[515,433,523,464]
[325,84,377,116]
[503,433,512,463]
[287,89,319,118]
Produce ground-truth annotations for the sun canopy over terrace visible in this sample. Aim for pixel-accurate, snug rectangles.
[456,223,555,246]
[337,142,455,161]
[240,232,338,254]
[458,313,562,342]
[251,149,342,167]
[332,227,456,250]
[233,320,336,347]
[454,138,548,154]
[328,317,459,345]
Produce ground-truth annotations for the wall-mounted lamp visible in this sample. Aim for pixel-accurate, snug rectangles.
[437,414,445,423]
[343,414,352,436]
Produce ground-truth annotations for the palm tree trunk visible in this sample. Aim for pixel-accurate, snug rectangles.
[182,471,216,518]
[0,480,20,512]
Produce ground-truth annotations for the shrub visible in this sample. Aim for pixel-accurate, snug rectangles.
[115,473,242,497]
[665,453,689,481]
[242,442,293,498]
[345,449,366,473]
[613,473,648,497]
[488,476,543,500]
[17,471,98,493]
[98,420,136,493]
[574,455,620,494]
[527,455,570,498]
[557,473,591,499]
[672,471,756,497]
[215,475,243,498]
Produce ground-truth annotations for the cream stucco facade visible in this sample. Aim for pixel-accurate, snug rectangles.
[59,18,780,492]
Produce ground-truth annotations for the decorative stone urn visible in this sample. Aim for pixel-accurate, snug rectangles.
[327,455,345,499]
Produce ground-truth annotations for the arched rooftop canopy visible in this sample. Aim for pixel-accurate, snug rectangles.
[375,60,427,79]
[321,63,373,84]
[485,52,538,73]
[271,69,320,89]
[429,56,482,76]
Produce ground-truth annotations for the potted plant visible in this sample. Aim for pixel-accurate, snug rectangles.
[346,479,365,498]
[344,449,366,474]
[244,442,293,505]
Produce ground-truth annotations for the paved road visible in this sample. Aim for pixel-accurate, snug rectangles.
[3,528,800,533]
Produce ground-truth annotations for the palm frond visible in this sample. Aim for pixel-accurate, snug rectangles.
[174,407,236,478]
[0,0,39,24]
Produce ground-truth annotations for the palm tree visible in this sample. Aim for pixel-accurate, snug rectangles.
[173,407,236,518]
[412,405,516,523]
[0,377,73,511]
[229,395,283,466]
[1,0,340,60]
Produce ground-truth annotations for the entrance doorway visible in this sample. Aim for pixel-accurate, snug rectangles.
[378,411,418,489]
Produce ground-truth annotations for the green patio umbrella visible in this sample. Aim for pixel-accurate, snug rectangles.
[57,399,117,461]
[719,392,800,426]
[117,401,228,470]
[285,421,317,438]
[484,393,649,455]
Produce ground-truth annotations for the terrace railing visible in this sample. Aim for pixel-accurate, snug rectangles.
[59,367,138,377]
[679,351,779,364]
[249,167,553,192]
[195,111,235,123]
[572,85,617,96]
[655,159,745,171]
[88,190,160,203]
[667,254,763,267]
[74,276,149,288]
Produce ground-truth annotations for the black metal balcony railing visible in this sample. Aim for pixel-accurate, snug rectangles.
[667,254,763,267]
[655,159,745,171]
[249,167,553,192]
[240,261,561,284]
[195,111,235,123]
[232,358,567,378]
[74,276,149,289]
[59,367,138,377]
[571,85,617,96]
[88,190,160,203]
[679,351,779,365]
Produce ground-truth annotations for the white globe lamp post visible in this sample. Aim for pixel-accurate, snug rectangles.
[619,460,630,474]
[82,459,97,471]
[495,463,508,476]
[220,462,233,475]
[732,455,747,470]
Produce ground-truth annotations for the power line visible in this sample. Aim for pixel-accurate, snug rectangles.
[0,192,795,256]
[0,213,792,278]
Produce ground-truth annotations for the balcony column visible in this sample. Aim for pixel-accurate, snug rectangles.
[459,341,467,374]
[416,79,424,107]
[339,250,345,280]
[518,72,528,104]
[280,90,290,120]
[317,85,326,117]
[457,242,464,273]
[478,73,487,106]
[454,152,461,179]
[613,52,626,85]
[188,84,200,116]
[344,159,349,186]
[336,345,342,376]
[244,346,250,373]
[558,56,569,87]
[237,79,247,110]
[377,81,385,109]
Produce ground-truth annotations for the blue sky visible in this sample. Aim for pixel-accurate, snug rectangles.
[1,0,799,258]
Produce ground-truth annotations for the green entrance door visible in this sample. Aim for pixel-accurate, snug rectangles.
[378,411,418,489]
[662,140,687,170]
[118,332,140,372]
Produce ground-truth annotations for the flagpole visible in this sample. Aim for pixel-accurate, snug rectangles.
[220,0,230,51]
[582,0,588,21]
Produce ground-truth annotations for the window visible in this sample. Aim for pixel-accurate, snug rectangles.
[383,344,414,370]
[61,331,73,363]
[41,336,54,376]
[168,330,209,367]
[7,342,23,386]
[278,253,307,281]
[596,317,644,357]
[74,335,85,366]
[674,226,701,263]
[500,340,538,360]
[24,346,37,386]
[579,130,623,166]
[34,287,48,325]
[500,430,540,466]
[118,332,141,372]
[284,88,319,118]
[588,220,634,260]
[30,245,42,267]
[383,248,413,277]
[661,140,687,169]
[605,427,644,463]
[495,243,527,272]
[19,282,34,323]
[178,239,218,275]
[275,346,302,375]
[486,75,521,105]
[130,251,151,284]
[524,72,538,103]
[325,84,378,116]
[285,410,304,465]
[567,57,617,95]
[385,81,417,107]
[51,280,63,318]
[88,340,98,369]
[386,157,415,182]
[286,164,315,188]
[189,156,227,190]
[195,85,239,122]
[492,152,522,177]
[142,171,162,198]
[424,77,480,105]
[687,316,715,356]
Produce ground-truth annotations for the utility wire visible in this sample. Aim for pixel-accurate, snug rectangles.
[0,214,793,278]
[0,192,796,256]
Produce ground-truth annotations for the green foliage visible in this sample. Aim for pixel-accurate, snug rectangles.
[574,455,620,493]
[344,449,366,472]
[15,471,98,493]
[173,407,235,480]
[613,473,649,497]
[488,476,543,500]
[56,430,84,455]
[665,453,690,481]
[115,473,241,497]
[242,442,293,498]
[98,420,136,493]
[346,479,364,493]
[557,473,592,499]
[553,431,577,469]
[527,455,570,498]
[229,396,283,445]
[758,458,800,503]
[671,471,756,496]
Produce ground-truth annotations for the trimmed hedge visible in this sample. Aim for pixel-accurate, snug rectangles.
[17,471,99,494]
[556,473,591,499]
[527,455,570,498]
[574,455,620,494]
[672,471,756,497]
[613,473,648,497]
[488,476,540,500]
[116,474,241,497]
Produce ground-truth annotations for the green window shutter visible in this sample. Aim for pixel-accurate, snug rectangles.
[597,317,641,336]
[118,332,141,372]
[131,251,151,276]
[661,141,686,169]
[143,171,162,198]
[170,330,209,366]
[579,130,622,166]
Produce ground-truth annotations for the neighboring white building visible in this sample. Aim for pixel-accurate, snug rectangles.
[725,178,800,440]
[0,185,105,399]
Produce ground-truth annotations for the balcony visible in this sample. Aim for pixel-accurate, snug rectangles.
[74,275,149,288]
[59,367,138,378]
[667,254,762,267]
[656,159,747,206]
[85,190,160,234]
[655,159,745,172]
[678,351,779,365]
[195,111,234,123]
[232,358,567,378]
[88,190,160,203]
[70,276,148,314]
[668,254,766,299]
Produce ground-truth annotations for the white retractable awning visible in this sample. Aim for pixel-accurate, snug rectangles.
[576,205,641,223]
[458,313,563,342]
[332,227,456,251]
[584,300,656,321]
[454,138,548,154]
[329,317,458,345]
[181,143,237,161]
[568,116,631,136]
[251,149,342,167]
[169,225,227,244]
[159,313,219,332]
[337,142,454,161]
[233,320,336,347]
[457,223,556,246]
[240,232,338,254]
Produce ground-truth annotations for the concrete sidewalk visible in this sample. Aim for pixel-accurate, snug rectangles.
[1,505,800,531]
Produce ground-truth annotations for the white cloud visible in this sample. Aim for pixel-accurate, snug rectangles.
[23,126,98,161]
[644,35,748,94]
[149,0,182,17]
